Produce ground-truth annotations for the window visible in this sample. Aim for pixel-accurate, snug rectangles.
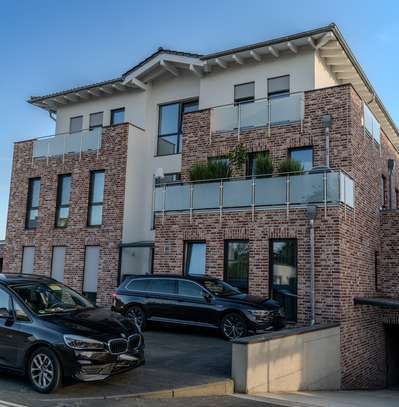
[13,300,30,322]
[70,116,83,133]
[208,156,230,166]
[155,173,181,186]
[289,147,313,172]
[26,178,40,229]
[0,289,10,318]
[127,279,151,292]
[381,175,387,208]
[89,112,103,129]
[246,151,269,176]
[83,246,100,303]
[234,82,255,104]
[224,241,249,292]
[88,171,105,226]
[55,174,71,228]
[270,239,297,322]
[157,100,199,156]
[148,279,177,294]
[51,246,66,283]
[178,280,204,298]
[110,108,125,125]
[268,75,290,98]
[21,247,35,274]
[184,242,206,276]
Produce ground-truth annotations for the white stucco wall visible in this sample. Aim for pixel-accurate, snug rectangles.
[314,50,339,88]
[199,49,315,109]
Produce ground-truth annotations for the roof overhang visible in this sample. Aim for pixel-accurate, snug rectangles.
[354,297,399,310]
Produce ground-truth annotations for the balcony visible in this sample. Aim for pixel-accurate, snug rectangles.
[154,170,354,216]
[210,92,304,135]
[32,127,102,160]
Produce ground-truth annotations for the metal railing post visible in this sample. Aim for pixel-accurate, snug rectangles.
[323,171,327,219]
[237,104,241,141]
[252,178,256,222]
[286,175,290,220]
[219,180,224,223]
[189,184,194,224]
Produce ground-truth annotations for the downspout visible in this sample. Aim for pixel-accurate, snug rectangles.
[322,114,333,168]
[307,205,317,326]
[48,110,56,122]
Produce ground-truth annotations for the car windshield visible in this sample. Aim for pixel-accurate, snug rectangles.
[201,279,241,297]
[11,282,95,315]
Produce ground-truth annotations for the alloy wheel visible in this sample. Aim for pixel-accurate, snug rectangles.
[127,306,145,329]
[30,353,54,390]
[222,314,247,340]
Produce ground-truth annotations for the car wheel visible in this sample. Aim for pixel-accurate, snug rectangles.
[28,347,62,393]
[221,313,248,340]
[126,305,147,331]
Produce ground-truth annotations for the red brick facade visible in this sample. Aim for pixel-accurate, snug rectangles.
[3,124,129,305]
[154,84,399,389]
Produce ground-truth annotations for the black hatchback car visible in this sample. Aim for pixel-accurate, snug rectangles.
[0,274,144,393]
[112,275,284,340]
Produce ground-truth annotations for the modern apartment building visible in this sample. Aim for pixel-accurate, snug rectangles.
[2,23,399,389]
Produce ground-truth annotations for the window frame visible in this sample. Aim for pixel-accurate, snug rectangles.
[288,146,314,172]
[55,174,71,228]
[157,99,199,156]
[25,177,41,230]
[69,115,83,133]
[183,241,206,276]
[89,111,104,130]
[110,108,125,126]
[234,82,255,105]
[82,245,101,304]
[223,240,249,292]
[267,75,290,99]
[269,238,298,323]
[87,170,105,227]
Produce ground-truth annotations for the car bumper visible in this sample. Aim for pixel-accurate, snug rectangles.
[74,348,145,381]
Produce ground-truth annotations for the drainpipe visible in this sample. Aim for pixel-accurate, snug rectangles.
[322,114,333,168]
[48,110,56,122]
[388,159,395,209]
[307,205,317,326]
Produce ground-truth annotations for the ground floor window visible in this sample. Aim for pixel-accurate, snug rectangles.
[51,246,66,283]
[119,245,154,282]
[83,246,100,304]
[21,246,35,274]
[270,239,297,322]
[224,240,249,292]
[184,242,206,276]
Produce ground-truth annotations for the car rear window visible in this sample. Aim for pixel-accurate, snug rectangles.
[148,279,177,294]
[126,279,150,292]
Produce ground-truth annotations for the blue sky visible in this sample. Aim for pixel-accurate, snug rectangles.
[0,0,398,239]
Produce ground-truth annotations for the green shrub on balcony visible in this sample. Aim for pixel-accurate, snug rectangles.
[278,158,304,174]
[253,153,274,176]
[189,161,231,181]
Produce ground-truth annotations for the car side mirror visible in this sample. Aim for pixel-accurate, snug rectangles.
[0,308,13,321]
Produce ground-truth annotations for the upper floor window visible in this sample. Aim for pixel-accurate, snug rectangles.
[89,112,103,129]
[157,100,199,156]
[55,174,71,228]
[268,75,290,99]
[70,116,83,133]
[88,171,105,226]
[289,147,313,172]
[246,151,269,176]
[234,82,255,104]
[110,108,125,126]
[26,178,40,229]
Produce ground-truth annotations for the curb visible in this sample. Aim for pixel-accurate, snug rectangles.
[136,379,235,399]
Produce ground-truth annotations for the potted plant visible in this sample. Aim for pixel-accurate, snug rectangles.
[278,158,304,174]
[253,153,274,176]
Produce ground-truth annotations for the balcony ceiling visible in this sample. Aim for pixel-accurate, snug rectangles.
[28,24,399,149]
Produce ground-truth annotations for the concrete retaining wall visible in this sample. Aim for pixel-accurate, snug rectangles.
[232,324,341,394]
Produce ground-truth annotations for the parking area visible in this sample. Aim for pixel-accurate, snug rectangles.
[0,324,231,407]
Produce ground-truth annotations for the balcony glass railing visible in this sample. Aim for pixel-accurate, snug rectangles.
[154,170,354,215]
[210,93,304,134]
[32,127,102,160]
